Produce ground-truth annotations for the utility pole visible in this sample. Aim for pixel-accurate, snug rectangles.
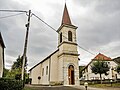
[21,10,31,80]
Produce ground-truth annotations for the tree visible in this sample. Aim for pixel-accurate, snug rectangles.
[12,55,27,70]
[79,66,85,78]
[6,55,27,80]
[3,68,9,77]
[116,65,120,74]
[91,61,110,84]
[6,68,21,79]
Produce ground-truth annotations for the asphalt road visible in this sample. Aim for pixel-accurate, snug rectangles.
[26,85,120,90]
[26,85,81,90]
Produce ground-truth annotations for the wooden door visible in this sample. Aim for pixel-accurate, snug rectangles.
[68,65,75,85]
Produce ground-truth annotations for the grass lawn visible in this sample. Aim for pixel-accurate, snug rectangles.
[24,86,43,90]
[89,83,120,88]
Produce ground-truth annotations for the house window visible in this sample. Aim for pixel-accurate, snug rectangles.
[42,68,44,76]
[46,66,48,75]
[60,32,62,43]
[68,31,72,41]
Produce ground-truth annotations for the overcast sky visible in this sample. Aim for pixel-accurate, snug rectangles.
[0,0,120,70]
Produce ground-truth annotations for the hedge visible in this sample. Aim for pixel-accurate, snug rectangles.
[80,79,120,85]
[0,78,23,90]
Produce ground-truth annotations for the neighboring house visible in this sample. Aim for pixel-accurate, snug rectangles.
[0,32,5,77]
[113,57,120,64]
[82,53,120,80]
[29,4,79,85]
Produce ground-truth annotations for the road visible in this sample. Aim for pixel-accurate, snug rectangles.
[26,85,120,90]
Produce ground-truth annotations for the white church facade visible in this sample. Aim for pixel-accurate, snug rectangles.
[29,4,80,85]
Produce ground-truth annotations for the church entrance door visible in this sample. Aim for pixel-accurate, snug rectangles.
[68,65,75,85]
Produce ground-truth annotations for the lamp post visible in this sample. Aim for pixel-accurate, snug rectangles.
[38,76,41,84]
[84,82,88,90]
[110,80,113,87]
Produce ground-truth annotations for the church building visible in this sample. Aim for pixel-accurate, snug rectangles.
[29,4,80,85]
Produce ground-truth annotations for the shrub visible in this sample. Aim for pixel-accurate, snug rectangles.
[50,81,63,85]
[0,78,23,90]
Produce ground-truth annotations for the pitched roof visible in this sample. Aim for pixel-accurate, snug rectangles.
[113,57,120,64]
[0,32,5,48]
[61,3,72,25]
[93,53,111,61]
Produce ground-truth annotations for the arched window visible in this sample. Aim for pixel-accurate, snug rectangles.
[60,32,62,43]
[42,68,44,76]
[68,31,72,41]
[46,66,48,75]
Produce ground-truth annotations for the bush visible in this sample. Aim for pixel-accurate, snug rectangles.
[80,79,120,85]
[0,78,23,90]
[50,81,63,85]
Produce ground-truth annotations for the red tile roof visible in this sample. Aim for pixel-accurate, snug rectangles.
[61,4,72,25]
[93,53,111,60]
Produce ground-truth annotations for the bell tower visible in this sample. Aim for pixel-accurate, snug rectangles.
[57,4,79,85]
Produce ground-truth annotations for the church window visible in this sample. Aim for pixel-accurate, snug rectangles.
[42,68,44,76]
[60,32,62,43]
[68,31,72,41]
[46,66,48,75]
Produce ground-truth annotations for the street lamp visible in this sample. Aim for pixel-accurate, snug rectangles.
[110,80,113,87]
[84,82,88,90]
[38,76,41,84]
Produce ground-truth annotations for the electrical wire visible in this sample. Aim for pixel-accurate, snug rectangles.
[32,13,95,56]
[0,9,95,56]
[0,10,27,13]
[0,12,25,20]
[32,13,68,39]
[32,13,56,32]
[78,45,95,55]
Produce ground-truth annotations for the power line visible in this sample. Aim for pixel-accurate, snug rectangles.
[0,12,25,19]
[78,45,95,55]
[0,9,95,56]
[32,13,95,56]
[0,10,27,13]
[32,13,68,39]
[32,13,56,32]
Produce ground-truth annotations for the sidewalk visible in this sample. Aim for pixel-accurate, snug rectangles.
[74,85,120,90]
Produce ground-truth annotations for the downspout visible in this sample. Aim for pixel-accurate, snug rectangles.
[63,56,64,85]
[48,57,51,86]
[2,47,5,77]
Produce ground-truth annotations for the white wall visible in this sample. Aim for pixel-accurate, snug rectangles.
[30,51,59,85]
[50,51,59,82]
[0,44,3,77]
[30,64,41,84]
[40,58,49,84]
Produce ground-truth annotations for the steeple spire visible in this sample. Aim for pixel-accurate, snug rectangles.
[62,3,72,25]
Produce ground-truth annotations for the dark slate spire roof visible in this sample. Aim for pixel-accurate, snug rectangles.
[61,3,72,25]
